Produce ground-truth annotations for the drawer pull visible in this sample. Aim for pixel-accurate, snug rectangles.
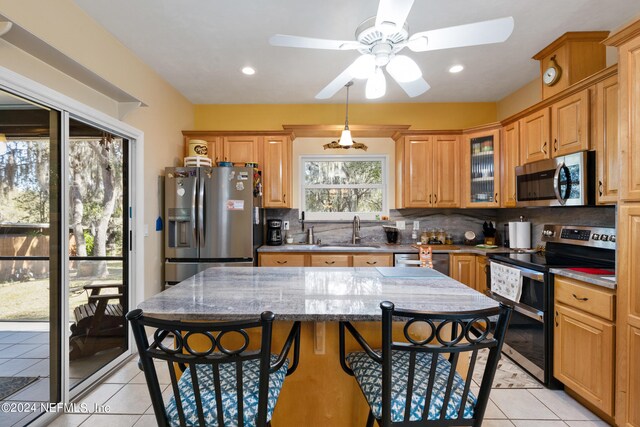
[598,180,603,197]
[276,260,288,264]
[366,261,377,265]
[325,261,335,265]
[572,293,589,302]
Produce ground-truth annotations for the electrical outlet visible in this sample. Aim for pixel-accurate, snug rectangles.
[413,221,420,230]
[283,221,290,230]
[396,221,406,230]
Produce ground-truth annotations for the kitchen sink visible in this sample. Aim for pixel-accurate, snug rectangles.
[317,244,380,250]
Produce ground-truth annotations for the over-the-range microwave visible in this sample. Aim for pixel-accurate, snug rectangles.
[515,151,595,207]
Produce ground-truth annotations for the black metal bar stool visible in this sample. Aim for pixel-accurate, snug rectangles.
[127,309,301,427]
[339,301,512,427]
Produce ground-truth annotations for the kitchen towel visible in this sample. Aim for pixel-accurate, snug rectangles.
[508,221,531,249]
[490,261,523,302]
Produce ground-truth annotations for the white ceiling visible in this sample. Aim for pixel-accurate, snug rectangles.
[73,0,640,104]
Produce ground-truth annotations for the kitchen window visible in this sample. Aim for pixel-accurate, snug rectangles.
[300,155,388,220]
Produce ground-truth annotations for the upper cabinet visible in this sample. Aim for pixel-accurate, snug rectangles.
[595,75,619,204]
[463,127,501,207]
[551,90,590,156]
[396,134,461,208]
[501,121,520,208]
[262,136,291,208]
[520,108,551,164]
[222,136,260,164]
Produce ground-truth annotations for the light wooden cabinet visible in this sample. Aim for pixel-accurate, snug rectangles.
[520,108,551,164]
[501,121,520,207]
[627,325,640,426]
[258,253,305,267]
[554,303,615,416]
[398,135,460,208]
[463,127,501,207]
[222,136,260,164]
[263,136,291,208]
[595,75,619,204]
[475,256,489,295]
[310,254,350,267]
[449,254,476,288]
[551,90,590,156]
[352,254,392,267]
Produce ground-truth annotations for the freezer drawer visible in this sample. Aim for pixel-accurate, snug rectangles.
[164,261,253,288]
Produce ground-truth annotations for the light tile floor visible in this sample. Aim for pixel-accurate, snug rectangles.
[39,356,609,427]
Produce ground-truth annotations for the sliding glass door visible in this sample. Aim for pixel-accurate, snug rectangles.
[0,87,133,425]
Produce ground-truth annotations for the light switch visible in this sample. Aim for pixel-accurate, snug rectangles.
[283,221,290,230]
[396,221,406,230]
[413,221,419,230]
[144,224,149,237]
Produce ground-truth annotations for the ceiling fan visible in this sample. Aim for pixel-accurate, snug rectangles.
[269,0,514,99]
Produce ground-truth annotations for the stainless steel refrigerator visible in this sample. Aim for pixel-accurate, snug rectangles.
[164,166,263,287]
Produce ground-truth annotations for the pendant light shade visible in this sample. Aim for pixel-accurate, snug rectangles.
[386,55,422,82]
[350,54,376,79]
[0,133,7,156]
[339,81,354,146]
[366,67,386,99]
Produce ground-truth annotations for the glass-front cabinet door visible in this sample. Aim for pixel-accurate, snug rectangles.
[464,127,501,207]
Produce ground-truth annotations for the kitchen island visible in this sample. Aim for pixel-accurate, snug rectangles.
[138,267,498,426]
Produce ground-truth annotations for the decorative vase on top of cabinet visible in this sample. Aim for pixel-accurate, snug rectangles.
[463,125,501,207]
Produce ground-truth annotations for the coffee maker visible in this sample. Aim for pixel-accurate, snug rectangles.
[266,219,283,246]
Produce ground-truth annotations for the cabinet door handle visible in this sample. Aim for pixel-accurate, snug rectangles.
[572,293,589,302]
[429,194,432,204]
[484,265,489,274]
[366,261,377,265]
[283,193,286,203]
[276,260,288,264]
[553,138,558,152]
[494,193,499,204]
[325,261,335,265]
[214,156,219,162]
[555,310,558,327]
[433,193,437,204]
[542,141,547,155]
[598,181,604,197]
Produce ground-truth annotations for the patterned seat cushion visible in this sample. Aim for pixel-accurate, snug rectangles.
[346,350,476,422]
[165,355,288,427]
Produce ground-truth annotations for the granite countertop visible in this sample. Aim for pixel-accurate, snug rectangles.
[550,268,616,290]
[138,267,498,321]
[258,243,513,255]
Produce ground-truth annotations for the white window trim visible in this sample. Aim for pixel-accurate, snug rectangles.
[300,154,389,221]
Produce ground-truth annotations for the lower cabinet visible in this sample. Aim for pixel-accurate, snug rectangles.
[475,256,489,295]
[258,252,392,267]
[449,254,477,288]
[554,277,615,417]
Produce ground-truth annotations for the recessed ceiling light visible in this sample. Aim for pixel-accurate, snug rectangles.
[241,66,256,75]
[449,65,464,73]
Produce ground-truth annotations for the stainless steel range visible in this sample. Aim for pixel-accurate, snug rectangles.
[487,224,616,387]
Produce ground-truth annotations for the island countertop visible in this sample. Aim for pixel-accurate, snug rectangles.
[138,266,498,321]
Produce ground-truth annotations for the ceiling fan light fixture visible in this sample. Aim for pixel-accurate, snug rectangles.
[407,35,428,52]
[386,55,422,82]
[350,55,376,79]
[366,67,386,99]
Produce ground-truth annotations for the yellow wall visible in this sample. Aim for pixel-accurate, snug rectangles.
[194,103,497,131]
[0,0,194,297]
[496,78,541,120]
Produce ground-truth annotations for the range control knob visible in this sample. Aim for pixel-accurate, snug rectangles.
[600,235,609,241]
[542,230,554,237]
[592,234,600,240]
[609,235,616,243]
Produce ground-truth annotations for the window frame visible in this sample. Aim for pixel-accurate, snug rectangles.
[299,154,389,221]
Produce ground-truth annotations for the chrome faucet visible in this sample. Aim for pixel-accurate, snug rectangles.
[352,215,361,244]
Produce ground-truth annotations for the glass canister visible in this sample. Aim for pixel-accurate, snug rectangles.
[436,228,446,244]
[445,233,453,245]
[420,231,429,244]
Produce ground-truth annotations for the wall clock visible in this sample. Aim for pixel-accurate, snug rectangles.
[543,55,562,86]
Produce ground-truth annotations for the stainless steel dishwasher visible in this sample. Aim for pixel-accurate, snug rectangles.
[394,253,450,276]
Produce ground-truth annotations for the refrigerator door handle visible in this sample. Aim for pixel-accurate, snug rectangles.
[198,174,205,248]
[191,175,197,247]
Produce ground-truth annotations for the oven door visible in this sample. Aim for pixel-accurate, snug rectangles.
[488,261,551,385]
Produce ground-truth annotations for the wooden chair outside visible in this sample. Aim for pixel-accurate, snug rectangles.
[69,283,125,359]
[339,301,512,427]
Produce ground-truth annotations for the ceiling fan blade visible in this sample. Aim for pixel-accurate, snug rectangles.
[375,0,415,30]
[393,75,431,97]
[315,66,355,99]
[270,34,361,50]
[408,17,515,52]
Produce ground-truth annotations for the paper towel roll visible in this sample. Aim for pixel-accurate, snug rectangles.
[509,222,519,249]
[516,222,531,249]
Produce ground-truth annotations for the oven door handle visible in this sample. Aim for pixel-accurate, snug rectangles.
[490,260,545,282]
[488,291,544,322]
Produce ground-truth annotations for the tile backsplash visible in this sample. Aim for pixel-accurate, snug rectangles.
[265,206,616,247]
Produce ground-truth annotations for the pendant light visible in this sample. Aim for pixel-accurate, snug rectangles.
[339,81,354,146]
[0,133,7,156]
